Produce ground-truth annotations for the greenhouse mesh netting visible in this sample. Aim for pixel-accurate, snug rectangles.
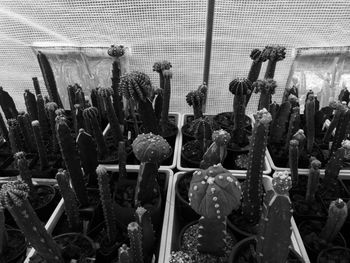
[0,0,350,114]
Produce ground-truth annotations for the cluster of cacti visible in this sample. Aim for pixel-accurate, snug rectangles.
[242,108,272,225]
[256,171,292,263]
[185,83,208,119]
[253,78,277,111]
[261,45,286,79]
[192,117,212,153]
[132,133,171,206]
[229,78,252,147]
[188,164,241,255]
[0,180,64,262]
[305,158,321,203]
[200,129,231,169]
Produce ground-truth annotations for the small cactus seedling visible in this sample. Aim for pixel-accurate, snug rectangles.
[200,129,231,169]
[253,78,277,111]
[305,158,321,203]
[186,83,208,119]
[320,198,348,244]
[261,45,286,79]
[256,171,293,263]
[189,164,241,255]
[0,87,18,119]
[132,133,171,206]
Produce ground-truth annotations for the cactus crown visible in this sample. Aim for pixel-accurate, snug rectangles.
[14,151,26,161]
[256,108,272,126]
[153,61,172,73]
[332,198,346,209]
[189,164,241,219]
[212,129,231,146]
[262,45,286,61]
[250,48,267,62]
[108,44,125,57]
[0,180,29,207]
[292,129,306,142]
[272,171,292,195]
[98,87,114,98]
[132,133,171,163]
[119,71,153,102]
[45,101,58,112]
[82,106,99,119]
[253,78,277,94]
[229,78,252,95]
[289,139,299,147]
[162,69,173,78]
[186,83,207,107]
[310,159,322,169]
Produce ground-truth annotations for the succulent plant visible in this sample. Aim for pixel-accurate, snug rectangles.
[74,104,85,135]
[0,112,8,141]
[36,94,50,141]
[127,222,143,263]
[45,102,59,153]
[32,120,49,171]
[269,99,292,144]
[338,86,350,105]
[17,112,36,153]
[160,68,173,133]
[289,139,300,187]
[153,60,172,92]
[186,83,208,119]
[285,107,300,150]
[32,77,41,96]
[119,71,159,134]
[305,92,315,153]
[192,116,212,153]
[118,141,127,178]
[132,133,171,206]
[242,108,272,225]
[292,129,306,153]
[200,129,231,169]
[7,118,23,154]
[118,244,131,263]
[15,151,36,199]
[261,45,286,79]
[306,158,321,203]
[135,207,155,263]
[256,171,292,263]
[0,198,8,263]
[330,106,350,155]
[323,102,345,143]
[0,180,63,262]
[0,86,18,119]
[253,78,277,111]
[24,89,38,122]
[188,164,241,255]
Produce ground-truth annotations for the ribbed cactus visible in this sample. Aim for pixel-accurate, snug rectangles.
[338,87,350,105]
[242,109,272,225]
[285,107,301,150]
[32,120,49,171]
[132,133,171,206]
[67,85,78,135]
[305,159,321,203]
[160,68,173,133]
[186,83,208,119]
[7,119,23,154]
[268,101,279,122]
[15,151,36,199]
[192,117,212,153]
[269,99,291,144]
[153,60,172,91]
[0,87,18,119]
[256,171,292,263]
[127,222,143,263]
[96,165,117,244]
[229,78,252,147]
[135,207,155,263]
[23,89,38,121]
[200,129,231,169]
[289,139,300,187]
[119,71,159,134]
[323,102,345,143]
[17,112,36,152]
[90,87,106,123]
[330,107,350,155]
[305,92,315,153]
[253,79,277,111]
[56,116,88,207]
[261,45,286,79]
[56,169,82,232]
[36,94,50,141]
[32,77,41,96]
[188,164,241,255]
[0,180,63,262]
[45,102,59,153]
[246,49,267,102]
[118,244,131,263]
[320,198,348,243]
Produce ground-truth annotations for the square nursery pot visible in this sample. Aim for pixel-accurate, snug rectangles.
[102,112,180,169]
[177,113,271,174]
[164,172,310,263]
[25,166,174,263]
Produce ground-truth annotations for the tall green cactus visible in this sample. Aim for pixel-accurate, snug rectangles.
[153,60,172,91]
[135,207,155,263]
[15,151,37,199]
[200,129,231,169]
[0,87,18,119]
[32,77,41,96]
[36,94,50,141]
[56,169,82,232]
[242,109,272,225]
[45,102,59,153]
[269,100,291,144]
[256,171,292,263]
[96,165,117,244]
[253,79,277,111]
[56,116,88,207]
[0,180,64,262]
[24,89,38,121]
[128,222,143,263]
[160,69,173,133]
[118,141,127,178]
[7,119,23,154]
[185,83,208,119]
[261,45,286,79]
[17,112,36,152]
[320,198,348,243]
[193,117,212,154]
[323,102,345,143]
[330,107,350,155]
[32,120,49,171]
[306,159,321,203]
[285,107,300,150]
[0,112,8,141]
[189,164,241,255]
[305,92,315,153]
[289,139,299,187]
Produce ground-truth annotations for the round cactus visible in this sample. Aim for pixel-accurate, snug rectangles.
[229,78,252,95]
[108,45,125,57]
[271,171,292,195]
[189,164,241,219]
[212,129,231,146]
[250,48,267,63]
[132,133,171,163]
[119,71,153,102]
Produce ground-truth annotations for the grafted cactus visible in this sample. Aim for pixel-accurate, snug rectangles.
[192,117,212,153]
[56,169,82,232]
[45,102,59,153]
[242,109,272,225]
[200,129,231,169]
[319,198,348,244]
[7,119,23,154]
[24,89,38,121]
[289,139,300,187]
[132,133,171,206]
[17,112,36,152]
[15,151,36,198]
[188,164,241,255]
[253,78,277,111]
[261,45,286,79]
[306,159,321,203]
[256,171,292,263]
[305,92,315,153]
[186,83,208,119]
[119,71,159,134]
[229,78,252,147]
[32,120,49,171]
[36,94,50,141]
[0,180,63,262]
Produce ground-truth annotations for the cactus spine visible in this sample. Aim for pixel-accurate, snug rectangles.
[36,94,50,141]
[128,222,143,263]
[17,112,36,152]
[56,116,88,207]
[242,109,272,225]
[305,159,321,203]
[256,171,292,263]
[320,198,348,243]
[24,89,38,121]
[305,92,315,153]
[186,83,208,119]
[289,139,300,187]
[253,79,277,111]
[45,102,59,153]
[32,120,49,171]
[0,180,63,262]
[56,170,82,232]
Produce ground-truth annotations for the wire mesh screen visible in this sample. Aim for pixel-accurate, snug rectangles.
[1,0,350,114]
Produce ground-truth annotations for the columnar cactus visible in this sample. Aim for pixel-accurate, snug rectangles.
[169,251,192,263]
[56,170,82,232]
[247,49,267,90]
[24,89,38,121]
[127,222,143,263]
[285,107,301,150]
[0,112,8,141]
[119,71,159,134]
[253,79,277,111]
[118,244,131,263]
[330,106,350,155]
[45,102,59,153]
[32,120,49,171]
[323,102,345,143]
[96,165,117,244]
[17,112,36,152]
[261,45,286,79]
[0,180,63,262]
[56,116,88,207]
[269,99,291,144]
[192,117,212,153]
[32,77,41,96]
[0,87,18,119]
[256,171,292,263]
[186,83,208,119]
[118,141,127,178]
[7,119,23,154]
[135,207,155,263]
[160,68,173,132]
[15,151,36,198]
[320,198,348,243]
[289,139,300,187]
[242,109,272,225]
[74,104,85,135]
[36,94,50,141]
[188,164,241,255]
[305,92,315,153]
[229,78,252,147]
[132,133,171,206]
[200,129,231,169]
[305,159,321,203]
[153,60,172,91]
[0,200,8,263]
[292,129,306,153]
